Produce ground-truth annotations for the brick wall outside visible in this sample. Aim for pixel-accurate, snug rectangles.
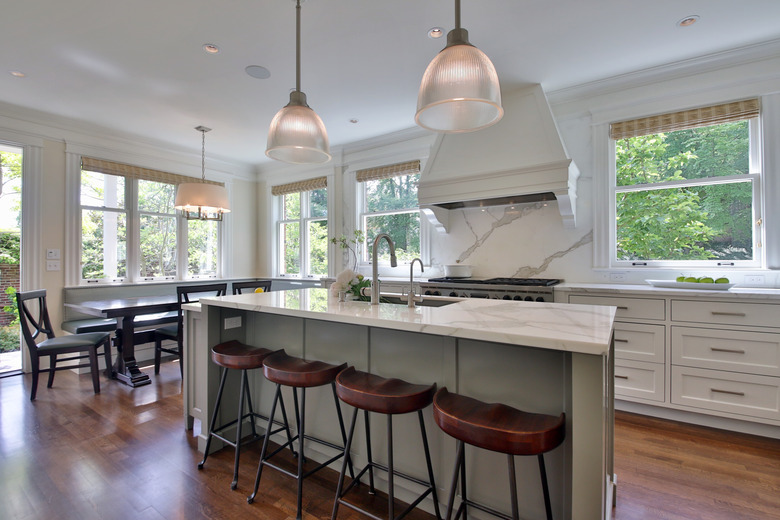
[0,264,21,326]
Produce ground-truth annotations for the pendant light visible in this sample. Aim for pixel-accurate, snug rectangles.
[266,0,331,164]
[416,0,503,133]
[174,126,230,221]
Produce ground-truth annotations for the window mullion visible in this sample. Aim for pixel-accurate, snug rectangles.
[126,179,139,282]
[615,173,756,194]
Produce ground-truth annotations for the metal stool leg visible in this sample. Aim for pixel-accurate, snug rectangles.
[295,387,306,520]
[445,440,465,520]
[331,407,359,520]
[364,409,375,494]
[538,454,553,520]
[248,384,282,504]
[331,382,355,480]
[419,410,443,520]
[507,455,519,520]
[198,367,228,469]
[230,369,248,490]
[459,443,468,520]
[387,414,395,520]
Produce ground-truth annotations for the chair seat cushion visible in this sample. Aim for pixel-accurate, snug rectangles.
[61,318,117,334]
[154,324,179,339]
[37,331,111,351]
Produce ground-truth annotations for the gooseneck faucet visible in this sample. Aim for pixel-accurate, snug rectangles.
[371,233,397,305]
[405,258,424,307]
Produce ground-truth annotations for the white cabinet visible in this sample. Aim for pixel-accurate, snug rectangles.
[567,288,780,426]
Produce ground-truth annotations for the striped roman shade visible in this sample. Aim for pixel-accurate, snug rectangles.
[356,160,420,183]
[271,176,327,196]
[610,98,760,140]
[81,157,223,187]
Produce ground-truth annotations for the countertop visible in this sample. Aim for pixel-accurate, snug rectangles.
[195,287,616,356]
[558,282,780,300]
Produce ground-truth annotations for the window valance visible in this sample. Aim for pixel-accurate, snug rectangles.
[271,176,327,196]
[81,157,223,187]
[356,160,420,183]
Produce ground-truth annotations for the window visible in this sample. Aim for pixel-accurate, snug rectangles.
[610,99,762,268]
[357,161,421,263]
[80,157,224,282]
[273,177,328,278]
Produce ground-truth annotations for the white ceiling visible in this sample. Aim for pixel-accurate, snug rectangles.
[2,0,780,168]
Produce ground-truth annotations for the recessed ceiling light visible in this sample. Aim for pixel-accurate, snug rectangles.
[677,15,699,27]
[9,70,25,78]
[202,43,220,54]
[428,27,444,39]
[245,65,271,79]
[349,119,359,124]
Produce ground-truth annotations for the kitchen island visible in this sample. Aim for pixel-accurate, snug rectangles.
[182,288,616,520]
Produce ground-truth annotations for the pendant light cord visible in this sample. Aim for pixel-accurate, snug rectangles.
[296,0,301,93]
[454,0,461,30]
[201,129,206,181]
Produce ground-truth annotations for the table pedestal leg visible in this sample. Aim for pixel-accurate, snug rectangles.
[113,319,151,387]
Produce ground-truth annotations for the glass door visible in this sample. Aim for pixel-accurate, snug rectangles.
[0,144,22,375]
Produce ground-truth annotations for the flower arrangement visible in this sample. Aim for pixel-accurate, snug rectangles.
[331,229,365,271]
[330,268,371,301]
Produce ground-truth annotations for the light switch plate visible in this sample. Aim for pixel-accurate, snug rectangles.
[46,260,61,271]
[46,248,61,260]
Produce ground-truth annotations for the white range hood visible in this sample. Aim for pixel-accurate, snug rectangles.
[418,84,579,232]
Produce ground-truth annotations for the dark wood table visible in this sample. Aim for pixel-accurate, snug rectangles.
[65,296,179,387]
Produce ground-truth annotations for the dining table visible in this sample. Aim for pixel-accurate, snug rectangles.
[65,295,179,387]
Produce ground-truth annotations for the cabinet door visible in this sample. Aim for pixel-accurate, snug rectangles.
[672,326,780,377]
[671,366,780,421]
[615,359,665,402]
[569,295,665,321]
[614,322,665,363]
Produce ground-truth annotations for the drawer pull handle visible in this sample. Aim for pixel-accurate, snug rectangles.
[711,388,745,397]
[614,338,629,343]
[616,306,629,310]
[711,311,746,317]
[615,374,629,379]
[711,347,745,354]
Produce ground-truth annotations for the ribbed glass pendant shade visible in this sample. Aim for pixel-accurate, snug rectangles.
[266,91,331,164]
[416,28,503,133]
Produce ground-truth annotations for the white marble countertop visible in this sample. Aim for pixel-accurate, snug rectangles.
[196,287,616,356]
[558,282,780,300]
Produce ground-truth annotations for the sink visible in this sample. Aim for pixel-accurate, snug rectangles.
[381,295,458,307]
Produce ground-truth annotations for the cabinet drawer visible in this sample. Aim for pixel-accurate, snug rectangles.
[614,360,664,402]
[671,366,780,421]
[614,322,665,363]
[672,326,780,377]
[671,300,780,328]
[569,295,665,321]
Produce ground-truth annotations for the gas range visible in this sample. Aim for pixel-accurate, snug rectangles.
[419,277,561,302]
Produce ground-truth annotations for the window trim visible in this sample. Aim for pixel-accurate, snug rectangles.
[274,184,329,279]
[602,113,764,270]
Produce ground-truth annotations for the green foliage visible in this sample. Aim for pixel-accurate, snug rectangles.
[0,152,23,231]
[0,232,20,264]
[0,325,20,353]
[615,122,753,262]
[363,174,421,262]
[3,286,19,324]
[331,229,365,270]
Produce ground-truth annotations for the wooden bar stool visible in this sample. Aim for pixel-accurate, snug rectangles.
[198,340,294,490]
[331,367,443,520]
[432,388,565,520]
[248,350,354,520]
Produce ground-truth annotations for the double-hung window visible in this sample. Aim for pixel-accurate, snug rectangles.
[356,160,421,263]
[609,99,762,268]
[273,177,328,278]
[79,157,224,283]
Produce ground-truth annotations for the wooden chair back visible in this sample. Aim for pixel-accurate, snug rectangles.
[16,289,56,361]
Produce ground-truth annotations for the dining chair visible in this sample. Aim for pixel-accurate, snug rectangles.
[153,283,228,376]
[16,289,112,401]
[232,280,272,295]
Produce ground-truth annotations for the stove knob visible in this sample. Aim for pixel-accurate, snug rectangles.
[524,296,533,301]
[502,295,511,300]
[433,291,441,296]
[424,290,432,296]
[513,295,522,301]
[449,292,458,297]
[536,296,545,302]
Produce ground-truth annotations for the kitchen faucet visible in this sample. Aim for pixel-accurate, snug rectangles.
[404,258,424,307]
[371,233,397,304]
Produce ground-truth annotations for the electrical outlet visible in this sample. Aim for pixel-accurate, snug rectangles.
[610,273,627,282]
[745,275,764,285]
[224,316,242,330]
[46,260,60,271]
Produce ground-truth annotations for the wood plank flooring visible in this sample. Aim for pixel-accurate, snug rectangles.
[1,363,779,519]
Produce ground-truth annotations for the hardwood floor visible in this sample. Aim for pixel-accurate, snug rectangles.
[1,363,779,519]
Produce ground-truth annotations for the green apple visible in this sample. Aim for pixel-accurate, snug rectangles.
[676,275,686,282]
[715,277,730,284]
[684,277,699,283]
[698,277,714,283]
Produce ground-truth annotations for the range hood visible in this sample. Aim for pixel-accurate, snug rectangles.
[418,84,579,232]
